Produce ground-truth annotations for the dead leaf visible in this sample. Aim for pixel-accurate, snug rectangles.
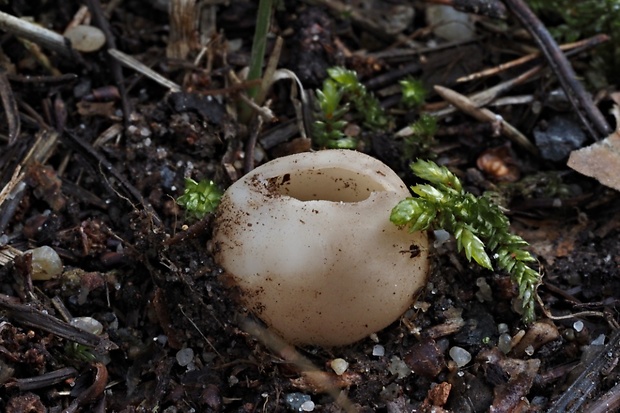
[567,105,620,191]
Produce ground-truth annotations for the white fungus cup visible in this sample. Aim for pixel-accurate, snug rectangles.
[213,150,429,346]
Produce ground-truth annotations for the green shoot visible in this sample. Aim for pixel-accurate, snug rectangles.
[313,79,356,149]
[240,0,273,123]
[390,160,541,323]
[177,178,222,220]
[327,67,388,130]
[313,66,389,148]
[400,77,427,108]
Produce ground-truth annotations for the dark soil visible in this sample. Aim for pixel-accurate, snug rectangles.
[1,1,620,412]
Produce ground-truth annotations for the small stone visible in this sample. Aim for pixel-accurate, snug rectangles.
[449,346,472,367]
[285,393,312,412]
[330,358,349,375]
[69,317,103,335]
[573,320,584,333]
[534,115,586,161]
[28,246,63,280]
[300,400,315,411]
[176,348,194,367]
[65,25,106,52]
[498,333,512,354]
[372,345,385,357]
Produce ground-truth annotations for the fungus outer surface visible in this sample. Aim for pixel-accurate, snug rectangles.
[213,150,429,346]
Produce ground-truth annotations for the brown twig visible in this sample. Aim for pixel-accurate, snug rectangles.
[244,115,264,174]
[0,294,117,352]
[237,314,359,413]
[62,363,108,413]
[0,70,20,145]
[457,34,610,83]
[585,381,620,413]
[85,0,132,130]
[503,0,611,139]
[7,367,78,391]
[433,85,539,154]
[0,10,84,62]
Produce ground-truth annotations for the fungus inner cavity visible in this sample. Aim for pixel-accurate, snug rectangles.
[265,168,386,203]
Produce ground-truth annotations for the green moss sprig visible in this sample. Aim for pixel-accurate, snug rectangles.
[327,67,388,130]
[313,78,357,149]
[400,77,427,108]
[177,178,222,220]
[313,67,389,148]
[390,160,541,323]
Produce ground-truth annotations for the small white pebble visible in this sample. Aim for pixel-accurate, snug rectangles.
[524,345,535,356]
[573,320,584,333]
[330,358,349,375]
[497,323,509,334]
[372,345,385,357]
[300,400,315,411]
[69,317,103,335]
[498,333,512,354]
[29,246,63,280]
[449,346,472,367]
[65,25,106,52]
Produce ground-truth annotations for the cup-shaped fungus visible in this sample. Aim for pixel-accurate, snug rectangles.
[213,150,429,346]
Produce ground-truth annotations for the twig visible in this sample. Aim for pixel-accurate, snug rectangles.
[0,71,20,145]
[108,49,182,92]
[427,65,542,119]
[0,11,83,61]
[85,0,132,129]
[585,381,620,413]
[7,367,78,391]
[237,314,359,413]
[503,0,611,139]
[244,115,264,174]
[256,36,283,107]
[178,304,223,359]
[547,328,620,413]
[0,294,117,352]
[433,85,539,154]
[457,34,609,83]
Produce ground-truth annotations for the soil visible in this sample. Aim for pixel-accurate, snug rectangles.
[1,1,620,412]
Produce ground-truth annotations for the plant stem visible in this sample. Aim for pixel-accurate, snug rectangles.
[240,0,272,123]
